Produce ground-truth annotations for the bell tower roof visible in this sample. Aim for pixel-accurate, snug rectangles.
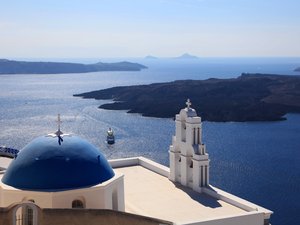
[179,99,197,119]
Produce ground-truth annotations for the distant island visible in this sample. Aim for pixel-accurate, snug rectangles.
[174,53,199,60]
[74,73,300,122]
[295,67,300,72]
[144,55,158,60]
[144,53,199,60]
[0,59,147,74]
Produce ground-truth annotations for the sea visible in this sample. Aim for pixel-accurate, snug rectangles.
[0,57,300,225]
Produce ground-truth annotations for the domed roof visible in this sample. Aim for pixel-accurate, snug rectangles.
[179,99,198,118]
[2,135,114,192]
[180,107,197,118]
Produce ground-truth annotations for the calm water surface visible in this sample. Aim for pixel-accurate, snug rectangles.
[0,58,300,225]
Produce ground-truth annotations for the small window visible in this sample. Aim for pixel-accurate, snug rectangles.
[72,200,84,209]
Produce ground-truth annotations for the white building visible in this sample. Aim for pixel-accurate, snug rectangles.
[169,99,209,192]
[0,101,272,225]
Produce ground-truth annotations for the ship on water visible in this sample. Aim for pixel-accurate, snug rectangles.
[106,127,115,145]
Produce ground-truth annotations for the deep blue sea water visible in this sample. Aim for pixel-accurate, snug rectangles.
[0,58,300,225]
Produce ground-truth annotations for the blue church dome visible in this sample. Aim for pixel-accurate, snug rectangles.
[2,135,114,192]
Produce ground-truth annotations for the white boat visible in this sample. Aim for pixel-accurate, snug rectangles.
[106,128,115,145]
[0,146,19,158]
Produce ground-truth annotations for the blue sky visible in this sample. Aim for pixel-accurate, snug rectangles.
[1,0,300,58]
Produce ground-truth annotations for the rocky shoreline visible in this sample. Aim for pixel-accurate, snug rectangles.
[74,73,300,122]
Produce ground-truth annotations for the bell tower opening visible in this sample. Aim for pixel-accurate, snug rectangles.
[181,122,186,142]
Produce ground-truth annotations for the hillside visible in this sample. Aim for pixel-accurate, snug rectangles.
[0,59,147,74]
[74,73,300,122]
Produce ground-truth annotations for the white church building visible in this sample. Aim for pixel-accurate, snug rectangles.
[0,100,272,225]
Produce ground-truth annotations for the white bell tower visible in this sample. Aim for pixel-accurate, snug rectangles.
[169,99,210,193]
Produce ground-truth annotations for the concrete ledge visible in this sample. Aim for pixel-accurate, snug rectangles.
[109,157,170,178]
[180,211,264,225]
[138,157,170,178]
[109,157,139,168]
[203,186,273,220]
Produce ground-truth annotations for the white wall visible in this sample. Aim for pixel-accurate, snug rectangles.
[0,173,125,211]
[180,212,265,225]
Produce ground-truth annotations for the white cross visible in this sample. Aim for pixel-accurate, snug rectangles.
[186,99,192,109]
[57,114,62,132]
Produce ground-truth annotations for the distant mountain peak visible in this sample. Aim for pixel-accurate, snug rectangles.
[175,53,199,59]
[145,55,158,59]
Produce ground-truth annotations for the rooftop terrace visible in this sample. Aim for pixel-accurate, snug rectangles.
[110,157,272,225]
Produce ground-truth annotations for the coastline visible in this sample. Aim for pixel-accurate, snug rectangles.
[74,73,300,122]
